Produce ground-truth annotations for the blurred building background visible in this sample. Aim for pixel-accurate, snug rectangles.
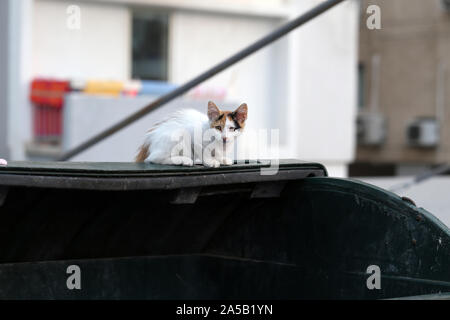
[352,0,450,176]
[352,0,450,227]
[0,0,359,177]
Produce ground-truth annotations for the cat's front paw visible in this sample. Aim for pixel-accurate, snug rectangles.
[221,157,233,166]
[181,157,194,166]
[172,156,194,166]
[203,159,220,168]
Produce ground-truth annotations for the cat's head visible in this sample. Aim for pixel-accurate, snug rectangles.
[207,101,248,144]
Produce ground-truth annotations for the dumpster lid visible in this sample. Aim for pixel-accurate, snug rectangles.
[0,159,327,191]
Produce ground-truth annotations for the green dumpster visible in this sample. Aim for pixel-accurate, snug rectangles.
[0,160,448,299]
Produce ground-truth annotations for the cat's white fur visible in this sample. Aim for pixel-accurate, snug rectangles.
[138,105,245,167]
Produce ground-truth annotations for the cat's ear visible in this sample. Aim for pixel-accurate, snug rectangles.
[234,103,248,123]
[207,101,221,120]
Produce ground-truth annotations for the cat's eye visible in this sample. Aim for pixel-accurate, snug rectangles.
[215,126,222,131]
[229,127,236,132]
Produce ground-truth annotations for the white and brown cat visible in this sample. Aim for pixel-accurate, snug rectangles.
[135,101,248,167]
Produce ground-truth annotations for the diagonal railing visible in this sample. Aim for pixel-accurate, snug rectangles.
[58,0,346,161]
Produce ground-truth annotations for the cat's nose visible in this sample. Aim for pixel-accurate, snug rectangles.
[222,137,228,143]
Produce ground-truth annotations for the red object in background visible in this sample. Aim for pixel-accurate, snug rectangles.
[30,79,70,142]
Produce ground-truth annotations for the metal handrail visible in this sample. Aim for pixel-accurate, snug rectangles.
[58,0,346,161]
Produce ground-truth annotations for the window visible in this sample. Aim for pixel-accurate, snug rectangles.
[132,11,169,81]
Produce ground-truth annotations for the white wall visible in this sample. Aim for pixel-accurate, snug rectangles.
[0,0,9,159]
[169,10,288,144]
[7,0,34,161]
[32,0,131,80]
[286,0,359,177]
